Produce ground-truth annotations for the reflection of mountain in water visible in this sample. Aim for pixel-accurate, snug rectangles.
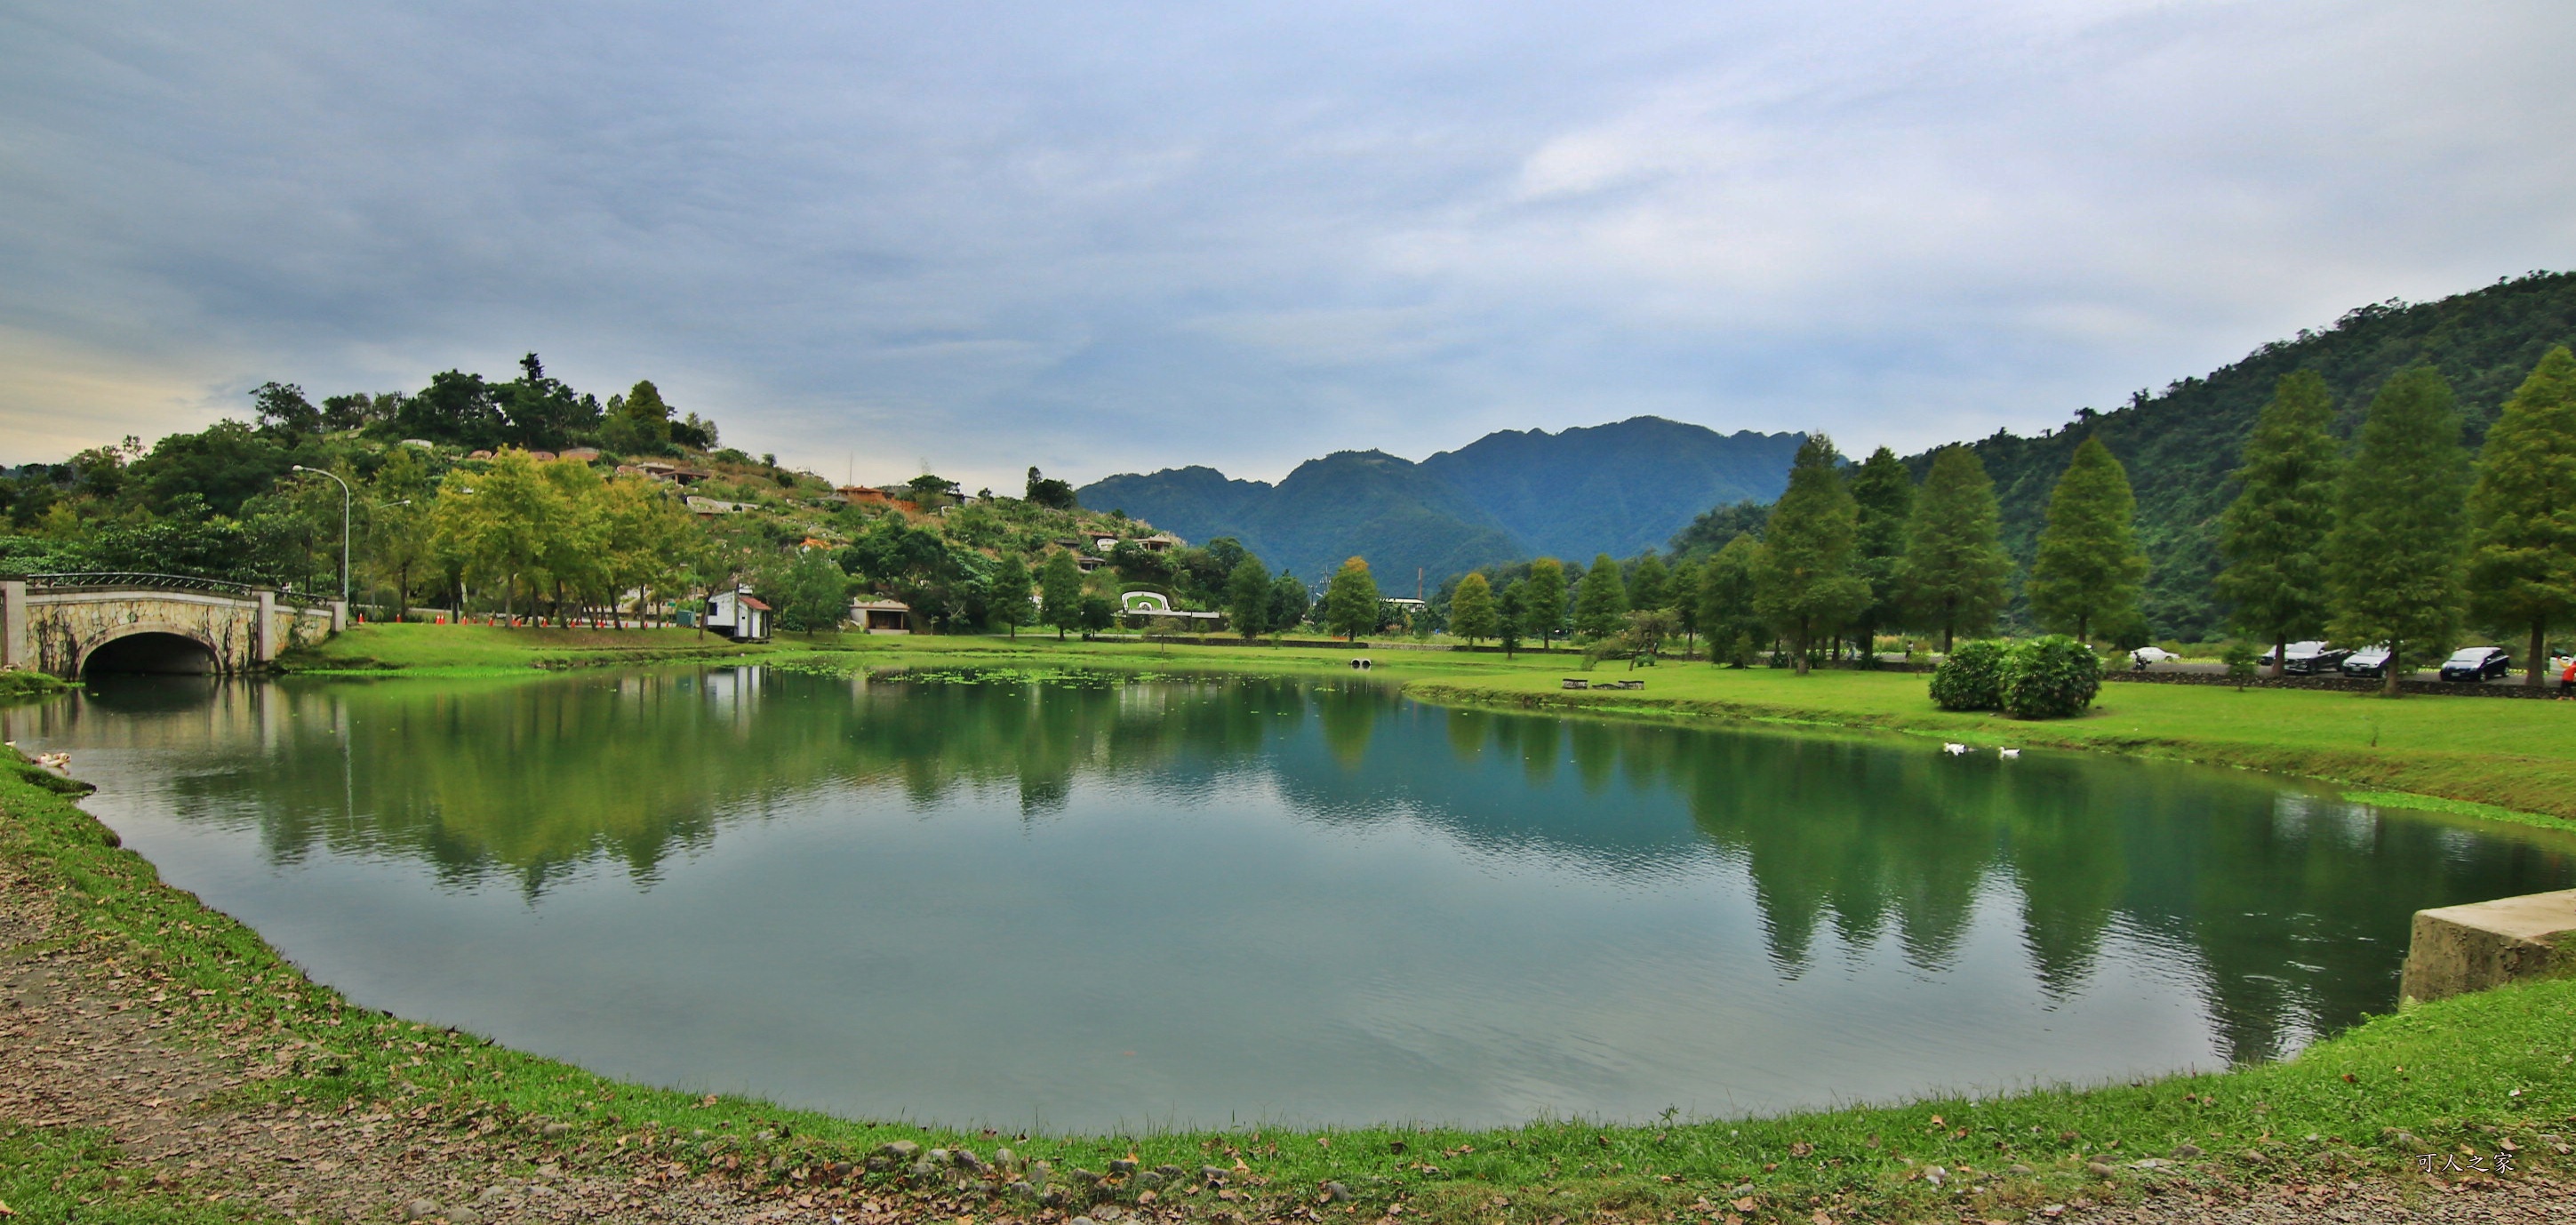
[24,669,2573,1063]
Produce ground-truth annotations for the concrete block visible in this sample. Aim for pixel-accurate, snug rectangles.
[2399,888,2576,1004]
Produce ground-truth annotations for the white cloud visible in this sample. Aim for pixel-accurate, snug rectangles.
[3,0,2571,483]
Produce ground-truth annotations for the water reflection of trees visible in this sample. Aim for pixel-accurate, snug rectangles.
[28,670,2574,1061]
[1520,715,2571,1061]
[34,671,1349,896]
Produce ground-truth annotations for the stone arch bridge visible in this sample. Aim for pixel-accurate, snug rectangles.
[1,573,344,678]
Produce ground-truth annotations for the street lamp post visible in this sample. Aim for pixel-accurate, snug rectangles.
[292,465,353,602]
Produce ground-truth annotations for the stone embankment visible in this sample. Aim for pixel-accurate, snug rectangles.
[2402,889,2576,1004]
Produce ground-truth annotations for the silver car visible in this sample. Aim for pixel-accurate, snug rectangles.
[2340,645,2395,678]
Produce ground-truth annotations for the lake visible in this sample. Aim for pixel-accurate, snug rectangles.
[8,666,2571,1133]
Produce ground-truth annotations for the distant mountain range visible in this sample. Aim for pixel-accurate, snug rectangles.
[1084,271,2576,638]
[1077,419,1807,588]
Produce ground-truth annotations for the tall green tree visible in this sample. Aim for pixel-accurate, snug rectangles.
[2215,372,2341,676]
[1522,558,1568,650]
[988,555,1033,637]
[1665,557,1703,653]
[364,446,436,621]
[775,548,852,634]
[1039,549,1084,640]
[2027,436,2148,644]
[1024,466,1079,510]
[432,448,568,621]
[1846,446,1915,666]
[2328,366,2472,695]
[1753,435,1868,674]
[1628,552,1671,612]
[1269,571,1310,632]
[1898,446,2011,652]
[604,380,675,453]
[2468,347,2576,685]
[1447,571,1500,645]
[1226,556,1272,639]
[1324,556,1381,641]
[598,470,699,626]
[1572,551,1629,639]
[1697,534,1764,667]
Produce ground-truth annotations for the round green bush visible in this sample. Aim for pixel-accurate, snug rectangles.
[1928,639,2010,711]
[2000,635,2103,719]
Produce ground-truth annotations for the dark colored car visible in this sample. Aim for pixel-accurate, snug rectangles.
[2261,640,2349,675]
[2440,646,2512,682]
[2340,645,2395,678]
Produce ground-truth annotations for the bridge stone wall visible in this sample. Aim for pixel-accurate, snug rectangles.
[0,581,342,678]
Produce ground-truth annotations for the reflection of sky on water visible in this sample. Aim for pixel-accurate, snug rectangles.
[11,669,2572,1132]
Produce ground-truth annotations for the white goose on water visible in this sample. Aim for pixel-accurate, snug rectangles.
[1999,748,2021,759]
[1942,742,1969,756]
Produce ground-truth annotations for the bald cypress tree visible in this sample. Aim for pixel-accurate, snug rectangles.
[1899,445,2011,653]
[1522,558,1568,650]
[2329,366,2470,695]
[1573,552,1628,640]
[1846,446,1915,666]
[1754,435,1868,674]
[2216,372,2340,677]
[1627,551,1672,613]
[2027,436,2148,644]
[1446,571,1500,645]
[2468,346,2576,685]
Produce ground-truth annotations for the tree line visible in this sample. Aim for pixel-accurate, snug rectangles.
[1420,345,2576,693]
[2218,347,2576,691]
[1428,433,2023,673]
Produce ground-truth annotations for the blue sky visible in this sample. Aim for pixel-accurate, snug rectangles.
[4,1,2570,489]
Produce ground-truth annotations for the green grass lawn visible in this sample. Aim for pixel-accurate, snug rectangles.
[288,624,2576,828]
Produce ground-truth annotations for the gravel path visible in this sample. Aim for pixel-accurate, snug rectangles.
[2085,1173,2570,1223]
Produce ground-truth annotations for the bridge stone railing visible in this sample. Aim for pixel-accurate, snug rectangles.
[27,572,336,607]
[2,575,342,677]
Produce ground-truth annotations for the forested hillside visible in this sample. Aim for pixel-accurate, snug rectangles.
[1930,271,2576,640]
[1084,451,1524,591]
[1078,418,1804,588]
[1419,419,1805,560]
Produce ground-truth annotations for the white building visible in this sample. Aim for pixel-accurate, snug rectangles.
[705,588,772,641]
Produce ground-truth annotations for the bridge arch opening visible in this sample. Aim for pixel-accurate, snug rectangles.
[82,631,220,677]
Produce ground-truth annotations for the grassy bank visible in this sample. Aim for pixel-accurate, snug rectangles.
[6,717,2574,1221]
[1401,666,2576,827]
[0,669,73,704]
[286,623,2576,829]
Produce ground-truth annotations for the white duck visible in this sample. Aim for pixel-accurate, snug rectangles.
[1998,748,2021,759]
[1942,742,1969,756]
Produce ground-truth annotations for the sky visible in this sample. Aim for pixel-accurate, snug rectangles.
[4,1,2572,490]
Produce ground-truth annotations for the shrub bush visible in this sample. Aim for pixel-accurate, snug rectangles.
[2221,641,2260,689]
[1928,639,2010,711]
[2000,635,2103,719]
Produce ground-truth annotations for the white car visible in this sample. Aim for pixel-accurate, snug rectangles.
[2129,646,2178,669]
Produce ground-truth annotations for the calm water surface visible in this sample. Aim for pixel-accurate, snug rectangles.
[9,667,2572,1132]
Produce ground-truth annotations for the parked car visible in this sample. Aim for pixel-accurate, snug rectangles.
[2129,646,2178,669]
[2261,641,2350,675]
[2441,646,2512,682]
[2340,645,2395,678]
